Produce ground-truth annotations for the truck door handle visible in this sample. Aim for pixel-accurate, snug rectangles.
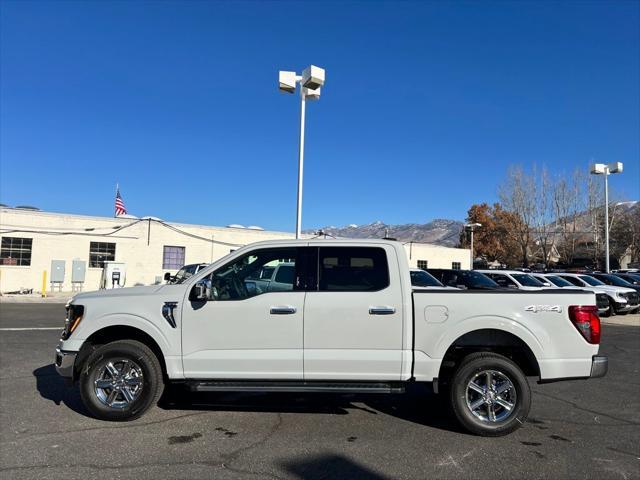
[369,306,396,315]
[270,306,297,315]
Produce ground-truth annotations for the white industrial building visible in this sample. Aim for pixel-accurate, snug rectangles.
[0,207,470,294]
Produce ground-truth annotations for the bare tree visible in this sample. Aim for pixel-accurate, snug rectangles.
[530,166,556,268]
[586,174,604,269]
[553,169,582,266]
[499,166,535,267]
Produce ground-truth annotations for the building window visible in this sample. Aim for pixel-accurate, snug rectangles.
[417,260,428,270]
[452,262,461,270]
[163,246,185,269]
[89,242,116,268]
[1,237,32,266]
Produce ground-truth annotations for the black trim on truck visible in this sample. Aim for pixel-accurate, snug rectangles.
[412,289,593,294]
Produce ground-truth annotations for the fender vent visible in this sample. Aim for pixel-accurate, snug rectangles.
[162,302,178,328]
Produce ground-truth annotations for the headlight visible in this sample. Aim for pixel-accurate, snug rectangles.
[61,304,84,340]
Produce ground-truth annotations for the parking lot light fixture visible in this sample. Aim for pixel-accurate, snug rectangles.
[590,162,624,273]
[278,65,326,239]
[465,223,482,269]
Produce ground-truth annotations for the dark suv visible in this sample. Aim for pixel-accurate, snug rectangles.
[427,269,502,290]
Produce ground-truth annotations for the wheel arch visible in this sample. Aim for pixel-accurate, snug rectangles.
[74,325,168,382]
[438,329,541,381]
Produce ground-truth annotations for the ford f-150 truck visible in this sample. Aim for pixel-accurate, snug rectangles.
[55,239,607,436]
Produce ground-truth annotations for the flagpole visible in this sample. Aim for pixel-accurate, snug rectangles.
[115,183,119,217]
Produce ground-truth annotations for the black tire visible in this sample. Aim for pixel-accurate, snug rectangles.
[449,352,531,436]
[79,339,164,421]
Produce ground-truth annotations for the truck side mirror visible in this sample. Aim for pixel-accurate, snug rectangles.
[190,280,210,301]
[164,272,171,282]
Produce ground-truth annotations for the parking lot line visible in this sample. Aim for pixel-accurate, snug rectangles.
[0,327,61,331]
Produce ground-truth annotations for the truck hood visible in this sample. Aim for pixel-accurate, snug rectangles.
[591,285,636,295]
[71,285,181,302]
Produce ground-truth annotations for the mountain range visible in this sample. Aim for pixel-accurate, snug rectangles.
[305,219,464,247]
[306,201,639,248]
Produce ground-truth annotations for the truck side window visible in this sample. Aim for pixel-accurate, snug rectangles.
[318,247,389,292]
[204,248,300,300]
[489,274,516,288]
[560,276,583,287]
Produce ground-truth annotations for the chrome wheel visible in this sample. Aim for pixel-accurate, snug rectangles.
[466,369,517,423]
[94,359,144,409]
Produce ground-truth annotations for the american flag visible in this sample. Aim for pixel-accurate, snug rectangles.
[114,187,127,216]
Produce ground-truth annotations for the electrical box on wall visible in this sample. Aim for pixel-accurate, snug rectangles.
[50,260,65,283]
[71,260,86,283]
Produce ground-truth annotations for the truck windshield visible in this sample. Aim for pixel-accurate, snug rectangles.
[410,270,443,287]
[579,275,606,286]
[512,274,545,287]
[596,274,633,287]
[545,275,573,287]
[173,265,196,284]
[460,271,500,288]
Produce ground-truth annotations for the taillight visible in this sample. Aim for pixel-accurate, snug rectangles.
[568,305,601,344]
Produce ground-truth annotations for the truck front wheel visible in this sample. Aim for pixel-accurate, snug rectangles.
[450,352,531,436]
[79,340,164,421]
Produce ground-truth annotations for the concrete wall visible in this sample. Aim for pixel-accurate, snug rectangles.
[403,242,471,270]
[0,208,470,293]
[0,209,294,293]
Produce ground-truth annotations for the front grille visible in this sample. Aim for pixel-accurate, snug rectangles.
[624,291,639,306]
[596,293,609,310]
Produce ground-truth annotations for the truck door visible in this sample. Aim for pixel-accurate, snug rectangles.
[181,247,305,379]
[303,245,404,380]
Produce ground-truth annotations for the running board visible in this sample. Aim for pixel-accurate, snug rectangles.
[188,380,405,394]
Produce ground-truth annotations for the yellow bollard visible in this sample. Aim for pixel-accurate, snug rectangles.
[41,271,47,298]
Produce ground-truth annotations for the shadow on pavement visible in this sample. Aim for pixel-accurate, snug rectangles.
[32,364,465,433]
[158,384,465,434]
[33,364,89,417]
[280,453,391,480]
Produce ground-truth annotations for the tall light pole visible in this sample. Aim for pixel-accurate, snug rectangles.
[590,162,624,273]
[278,65,326,239]
[465,223,482,269]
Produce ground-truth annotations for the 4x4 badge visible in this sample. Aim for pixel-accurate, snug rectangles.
[525,305,562,313]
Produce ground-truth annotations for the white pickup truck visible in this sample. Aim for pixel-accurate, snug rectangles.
[55,239,607,436]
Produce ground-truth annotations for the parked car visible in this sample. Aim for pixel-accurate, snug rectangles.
[164,263,209,284]
[476,270,548,291]
[55,239,607,436]
[246,262,297,294]
[588,273,640,314]
[532,273,611,317]
[410,268,456,289]
[613,272,640,286]
[555,273,638,316]
[427,268,502,290]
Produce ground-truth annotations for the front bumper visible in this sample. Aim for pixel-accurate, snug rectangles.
[613,301,634,313]
[590,355,608,378]
[55,346,77,379]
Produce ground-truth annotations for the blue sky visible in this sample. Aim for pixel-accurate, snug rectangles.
[1,1,638,232]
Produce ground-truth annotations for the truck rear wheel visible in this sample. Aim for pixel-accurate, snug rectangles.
[450,352,530,436]
[79,340,164,421]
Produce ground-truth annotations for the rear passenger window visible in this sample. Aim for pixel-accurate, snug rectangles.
[275,265,295,284]
[319,247,389,292]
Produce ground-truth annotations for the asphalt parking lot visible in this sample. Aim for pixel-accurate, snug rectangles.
[0,304,638,480]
